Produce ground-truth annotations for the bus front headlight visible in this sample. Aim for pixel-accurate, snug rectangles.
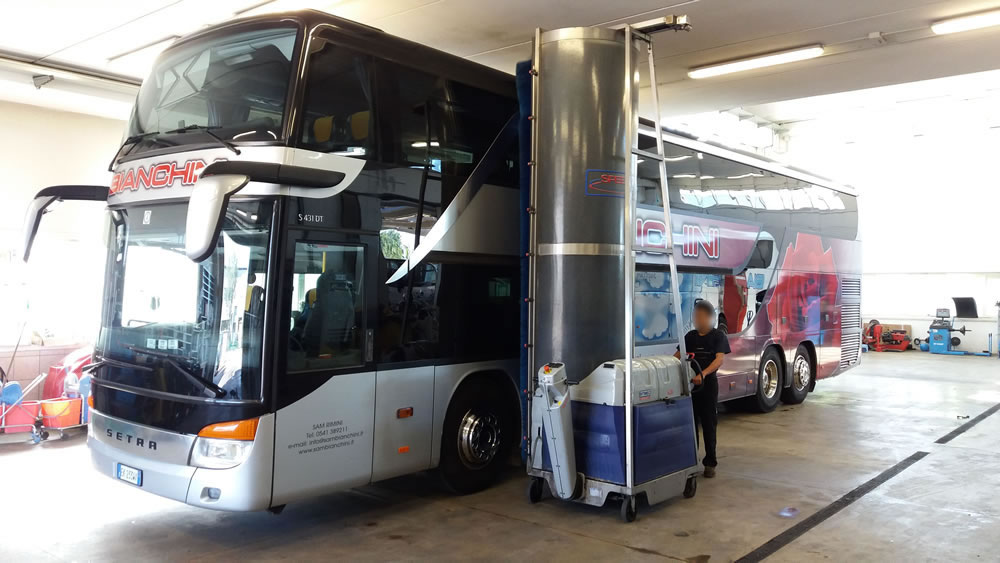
[191,437,253,469]
[190,418,259,469]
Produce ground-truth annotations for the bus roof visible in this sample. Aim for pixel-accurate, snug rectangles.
[172,9,515,98]
[169,13,849,196]
[638,117,856,197]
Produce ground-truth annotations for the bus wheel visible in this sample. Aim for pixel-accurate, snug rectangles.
[439,382,513,494]
[781,346,812,404]
[748,348,783,413]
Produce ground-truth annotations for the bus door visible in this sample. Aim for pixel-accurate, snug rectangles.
[718,273,756,400]
[272,229,378,505]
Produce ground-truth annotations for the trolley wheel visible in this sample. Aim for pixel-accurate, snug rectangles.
[781,345,812,405]
[40,431,50,441]
[913,338,922,346]
[683,476,697,499]
[620,495,638,523]
[527,477,545,504]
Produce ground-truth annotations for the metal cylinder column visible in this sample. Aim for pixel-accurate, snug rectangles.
[532,27,639,381]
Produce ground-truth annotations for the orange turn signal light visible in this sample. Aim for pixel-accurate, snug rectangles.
[398,446,410,454]
[397,407,413,419]
[198,418,259,440]
[87,395,94,409]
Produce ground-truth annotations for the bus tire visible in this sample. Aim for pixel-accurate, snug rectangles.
[438,380,514,494]
[781,346,812,404]
[748,347,783,413]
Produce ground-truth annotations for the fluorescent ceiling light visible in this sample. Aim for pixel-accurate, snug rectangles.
[700,175,715,180]
[673,174,697,179]
[932,10,1000,35]
[411,141,440,148]
[664,155,691,162]
[727,172,764,179]
[688,45,824,79]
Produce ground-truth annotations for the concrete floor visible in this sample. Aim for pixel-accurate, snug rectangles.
[2,352,999,562]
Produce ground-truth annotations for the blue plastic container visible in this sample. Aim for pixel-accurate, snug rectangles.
[1,381,23,406]
[543,398,698,485]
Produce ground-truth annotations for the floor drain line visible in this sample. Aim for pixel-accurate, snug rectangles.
[734,450,929,563]
[935,402,1000,444]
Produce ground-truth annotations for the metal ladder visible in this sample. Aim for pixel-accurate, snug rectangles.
[622,23,690,490]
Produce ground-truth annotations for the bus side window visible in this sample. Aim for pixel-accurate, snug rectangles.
[298,37,373,156]
[288,242,365,371]
[377,261,442,363]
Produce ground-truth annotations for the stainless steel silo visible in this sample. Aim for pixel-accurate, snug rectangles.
[532,27,639,382]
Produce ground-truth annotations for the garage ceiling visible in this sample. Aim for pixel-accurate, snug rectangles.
[3,0,1000,119]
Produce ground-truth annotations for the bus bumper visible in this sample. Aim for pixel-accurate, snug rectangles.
[88,410,274,512]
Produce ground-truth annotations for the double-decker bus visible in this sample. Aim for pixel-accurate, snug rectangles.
[22,11,859,512]
[631,121,862,412]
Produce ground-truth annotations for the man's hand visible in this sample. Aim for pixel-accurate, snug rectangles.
[692,374,703,385]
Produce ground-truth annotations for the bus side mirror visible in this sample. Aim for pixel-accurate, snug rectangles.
[185,174,250,262]
[22,185,108,262]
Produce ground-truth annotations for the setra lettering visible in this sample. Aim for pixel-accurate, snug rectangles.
[105,428,158,450]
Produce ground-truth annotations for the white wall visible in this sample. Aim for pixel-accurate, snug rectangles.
[0,100,125,346]
[770,89,1000,344]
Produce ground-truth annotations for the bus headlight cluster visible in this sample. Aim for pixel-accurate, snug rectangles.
[190,417,259,469]
[191,437,253,469]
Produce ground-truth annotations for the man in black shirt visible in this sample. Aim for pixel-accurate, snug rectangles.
[674,299,731,478]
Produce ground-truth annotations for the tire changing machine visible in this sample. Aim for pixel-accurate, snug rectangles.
[525,20,702,522]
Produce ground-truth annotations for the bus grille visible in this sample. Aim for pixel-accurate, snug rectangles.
[841,277,861,298]
[840,302,861,368]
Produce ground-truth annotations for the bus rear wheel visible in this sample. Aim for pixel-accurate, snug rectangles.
[781,346,812,404]
[439,380,514,494]
[747,347,783,413]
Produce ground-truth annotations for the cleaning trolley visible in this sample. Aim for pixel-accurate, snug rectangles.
[524,20,702,522]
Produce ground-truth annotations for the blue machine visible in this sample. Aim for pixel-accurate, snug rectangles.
[530,356,701,519]
[926,306,991,357]
[540,396,697,486]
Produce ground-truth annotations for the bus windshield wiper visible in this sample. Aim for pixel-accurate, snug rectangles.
[83,355,154,374]
[164,357,227,399]
[163,124,241,156]
[125,345,227,399]
[107,131,162,171]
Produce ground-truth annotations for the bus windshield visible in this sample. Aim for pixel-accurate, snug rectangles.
[96,200,273,402]
[124,26,298,156]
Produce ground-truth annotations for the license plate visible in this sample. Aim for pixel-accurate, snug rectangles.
[117,463,142,486]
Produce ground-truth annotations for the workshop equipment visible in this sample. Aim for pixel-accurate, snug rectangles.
[1,371,48,443]
[920,304,990,357]
[525,19,701,523]
[864,319,911,352]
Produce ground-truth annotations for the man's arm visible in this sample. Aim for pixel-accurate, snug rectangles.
[701,352,725,377]
[702,331,731,376]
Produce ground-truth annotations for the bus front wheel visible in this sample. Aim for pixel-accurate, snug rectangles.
[439,380,514,494]
[781,346,812,404]
[748,348,783,413]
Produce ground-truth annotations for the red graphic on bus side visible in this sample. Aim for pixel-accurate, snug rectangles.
[767,232,841,376]
[109,159,207,196]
